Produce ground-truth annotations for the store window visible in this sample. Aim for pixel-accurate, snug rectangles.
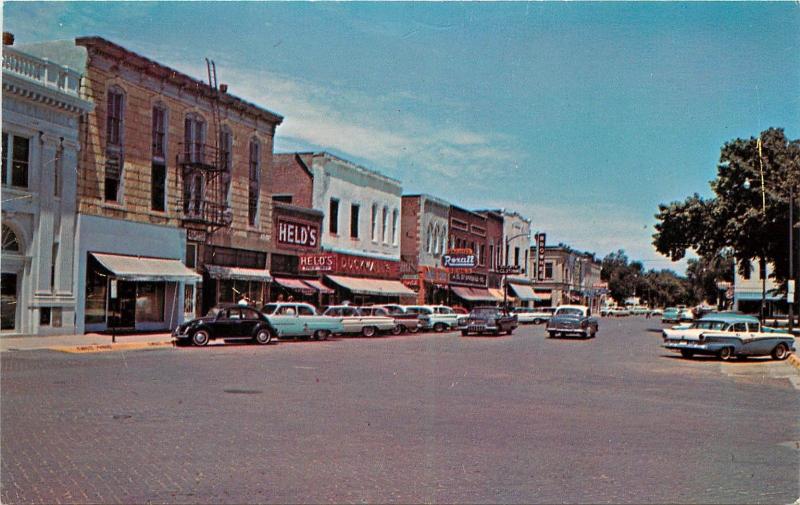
[135,282,165,322]
[350,203,360,238]
[2,132,30,188]
[85,256,108,324]
[248,139,260,226]
[218,279,263,305]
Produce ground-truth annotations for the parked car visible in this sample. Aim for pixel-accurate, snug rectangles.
[458,306,518,336]
[405,305,460,332]
[260,302,343,340]
[650,308,663,317]
[546,305,599,338]
[514,307,553,324]
[173,304,275,347]
[322,305,396,337]
[678,307,695,322]
[362,305,419,335]
[662,313,795,360]
[662,307,681,323]
[609,306,631,317]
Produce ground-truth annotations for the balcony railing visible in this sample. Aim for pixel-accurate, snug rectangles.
[2,46,82,97]
[180,197,233,229]
[177,143,224,171]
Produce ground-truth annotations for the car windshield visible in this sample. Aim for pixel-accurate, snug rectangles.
[693,320,727,330]
[556,308,584,317]
[472,308,499,317]
[261,304,278,315]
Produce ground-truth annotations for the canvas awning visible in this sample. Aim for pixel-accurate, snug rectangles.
[451,286,498,302]
[508,283,541,301]
[488,288,512,302]
[534,290,552,301]
[302,279,334,295]
[91,252,201,283]
[206,265,272,282]
[273,277,316,295]
[735,290,784,301]
[325,275,415,296]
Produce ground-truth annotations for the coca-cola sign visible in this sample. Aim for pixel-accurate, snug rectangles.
[277,218,319,249]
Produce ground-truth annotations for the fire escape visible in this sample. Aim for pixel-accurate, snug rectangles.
[176,59,233,241]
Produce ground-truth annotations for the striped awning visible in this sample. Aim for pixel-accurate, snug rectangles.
[451,286,497,302]
[302,279,334,295]
[206,265,272,282]
[273,277,316,295]
[91,252,201,283]
[326,275,415,296]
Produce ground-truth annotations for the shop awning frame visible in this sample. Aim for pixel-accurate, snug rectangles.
[325,275,416,297]
[451,286,498,302]
[206,265,272,282]
[508,283,541,301]
[273,276,316,295]
[91,252,201,283]
[302,279,334,295]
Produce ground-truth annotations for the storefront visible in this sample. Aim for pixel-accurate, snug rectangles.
[449,271,497,309]
[201,247,271,312]
[506,278,540,307]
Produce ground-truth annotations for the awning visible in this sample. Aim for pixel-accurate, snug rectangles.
[735,290,784,301]
[273,277,316,295]
[91,252,201,283]
[206,265,272,282]
[302,279,334,295]
[488,288,512,302]
[326,275,416,297]
[534,290,552,301]
[451,286,498,302]
[508,283,541,301]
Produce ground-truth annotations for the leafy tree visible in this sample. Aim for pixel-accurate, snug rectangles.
[685,252,735,305]
[601,250,692,306]
[654,128,800,285]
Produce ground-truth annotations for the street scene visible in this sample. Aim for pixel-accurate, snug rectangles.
[1,2,799,504]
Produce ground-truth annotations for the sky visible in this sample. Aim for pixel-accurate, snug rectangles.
[4,2,799,273]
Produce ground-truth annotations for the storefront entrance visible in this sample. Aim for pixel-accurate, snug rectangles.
[1,273,18,331]
[108,281,136,328]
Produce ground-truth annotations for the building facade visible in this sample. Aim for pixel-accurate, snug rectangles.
[1,41,92,335]
[400,194,451,304]
[733,260,784,316]
[27,37,283,331]
[532,245,605,310]
[447,206,500,306]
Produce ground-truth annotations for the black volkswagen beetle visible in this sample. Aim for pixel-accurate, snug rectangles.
[173,304,276,347]
[458,306,518,336]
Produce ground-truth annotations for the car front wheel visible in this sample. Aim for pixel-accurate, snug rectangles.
[314,329,330,341]
[433,323,446,333]
[680,349,694,358]
[391,325,403,336]
[362,326,377,338]
[772,343,789,360]
[192,330,210,347]
[254,328,272,345]
[548,331,556,338]
[719,346,735,361]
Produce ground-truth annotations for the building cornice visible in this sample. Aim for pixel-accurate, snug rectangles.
[2,72,93,114]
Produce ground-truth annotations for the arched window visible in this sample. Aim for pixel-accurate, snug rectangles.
[426,224,433,253]
[2,224,20,252]
[441,227,448,255]
[433,225,440,255]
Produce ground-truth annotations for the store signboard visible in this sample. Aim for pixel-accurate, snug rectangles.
[299,253,335,272]
[536,233,547,281]
[442,248,476,269]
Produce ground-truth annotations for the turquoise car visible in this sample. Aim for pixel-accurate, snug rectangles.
[261,303,344,340]
[662,307,681,324]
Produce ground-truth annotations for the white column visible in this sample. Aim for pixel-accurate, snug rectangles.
[33,133,58,295]
[57,139,80,294]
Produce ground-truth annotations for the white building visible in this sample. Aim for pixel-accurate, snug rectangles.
[1,42,92,335]
[733,260,783,315]
[310,152,402,261]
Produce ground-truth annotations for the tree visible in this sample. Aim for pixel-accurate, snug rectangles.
[601,250,692,306]
[685,252,735,305]
[654,128,800,285]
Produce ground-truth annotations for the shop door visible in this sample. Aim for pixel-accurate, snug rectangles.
[1,273,18,331]
[109,281,136,328]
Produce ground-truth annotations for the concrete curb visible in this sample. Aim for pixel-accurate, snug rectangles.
[49,340,174,354]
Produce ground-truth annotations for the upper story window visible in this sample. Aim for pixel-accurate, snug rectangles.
[248,139,260,226]
[392,209,399,245]
[106,87,124,147]
[371,204,378,242]
[184,114,205,163]
[2,132,30,189]
[350,203,360,238]
[152,105,167,160]
[54,143,63,198]
[329,198,340,234]
[2,224,21,252]
[544,261,554,279]
[426,224,433,254]
[382,206,389,243]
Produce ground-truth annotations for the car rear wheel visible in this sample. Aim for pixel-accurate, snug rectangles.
[506,328,514,335]
[313,329,330,341]
[409,326,420,334]
[772,343,789,360]
[533,318,542,325]
[548,331,556,338]
[254,328,272,345]
[192,330,210,347]
[680,349,694,358]
[433,323,446,333]
[719,346,735,361]
[391,324,403,336]
[362,326,377,338]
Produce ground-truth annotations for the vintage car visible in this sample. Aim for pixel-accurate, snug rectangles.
[662,307,681,323]
[367,304,421,334]
[405,305,460,332]
[546,305,599,338]
[173,304,276,347]
[609,306,631,317]
[650,308,663,317]
[458,306,518,336]
[513,307,553,324]
[260,302,344,340]
[662,313,795,360]
[678,307,695,322]
[321,305,396,337]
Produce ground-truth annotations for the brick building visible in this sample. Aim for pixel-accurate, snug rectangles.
[447,205,500,306]
[400,194,451,304]
[28,37,283,331]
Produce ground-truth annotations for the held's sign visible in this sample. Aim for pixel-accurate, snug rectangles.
[299,253,335,272]
[277,219,319,248]
[442,249,476,269]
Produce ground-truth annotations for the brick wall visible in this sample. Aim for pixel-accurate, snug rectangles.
[400,195,421,269]
[269,153,314,208]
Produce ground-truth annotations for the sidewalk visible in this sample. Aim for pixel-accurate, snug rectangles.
[0,331,175,353]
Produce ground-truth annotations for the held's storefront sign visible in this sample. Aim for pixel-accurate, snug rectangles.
[277,218,319,249]
[298,252,400,278]
[299,253,335,272]
[442,248,476,269]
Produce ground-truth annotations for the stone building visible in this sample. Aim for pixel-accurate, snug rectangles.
[27,37,283,331]
[1,40,92,335]
[533,245,605,311]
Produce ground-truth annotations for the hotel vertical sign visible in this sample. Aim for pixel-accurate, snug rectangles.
[536,233,547,281]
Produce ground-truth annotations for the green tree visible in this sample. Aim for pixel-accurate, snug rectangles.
[654,128,800,285]
[685,252,735,305]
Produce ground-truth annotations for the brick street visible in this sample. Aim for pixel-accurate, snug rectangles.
[2,317,798,504]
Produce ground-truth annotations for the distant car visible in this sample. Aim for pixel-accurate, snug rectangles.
[260,302,343,340]
[322,305,396,337]
[361,305,419,335]
[514,307,554,324]
[678,308,695,322]
[662,307,681,323]
[650,308,663,317]
[609,306,631,317]
[173,304,275,347]
[405,305,459,332]
[546,305,599,338]
[662,313,795,360]
[459,306,518,336]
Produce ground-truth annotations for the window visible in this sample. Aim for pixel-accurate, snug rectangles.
[329,198,339,234]
[248,139,260,226]
[298,305,315,316]
[2,225,20,252]
[382,206,388,243]
[433,226,439,255]
[505,244,510,266]
[152,105,167,160]
[184,115,205,163]
[272,195,292,204]
[371,204,378,241]
[135,282,165,323]
[241,308,261,320]
[40,307,51,326]
[104,154,122,202]
[54,144,62,197]
[151,162,166,211]
[2,133,30,188]
[524,249,529,274]
[51,307,62,328]
[392,209,398,245]
[105,87,125,202]
[489,243,495,269]
[515,247,520,267]
[106,88,124,147]
[185,243,197,269]
[350,204,360,238]
[219,127,232,202]
[426,224,433,254]
[544,262,554,280]
[50,243,58,291]
[480,244,486,266]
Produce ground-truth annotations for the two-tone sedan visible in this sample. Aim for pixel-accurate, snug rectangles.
[458,306,518,336]
[260,302,344,340]
[173,304,276,347]
[546,305,599,338]
[662,313,795,360]
[322,305,396,337]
